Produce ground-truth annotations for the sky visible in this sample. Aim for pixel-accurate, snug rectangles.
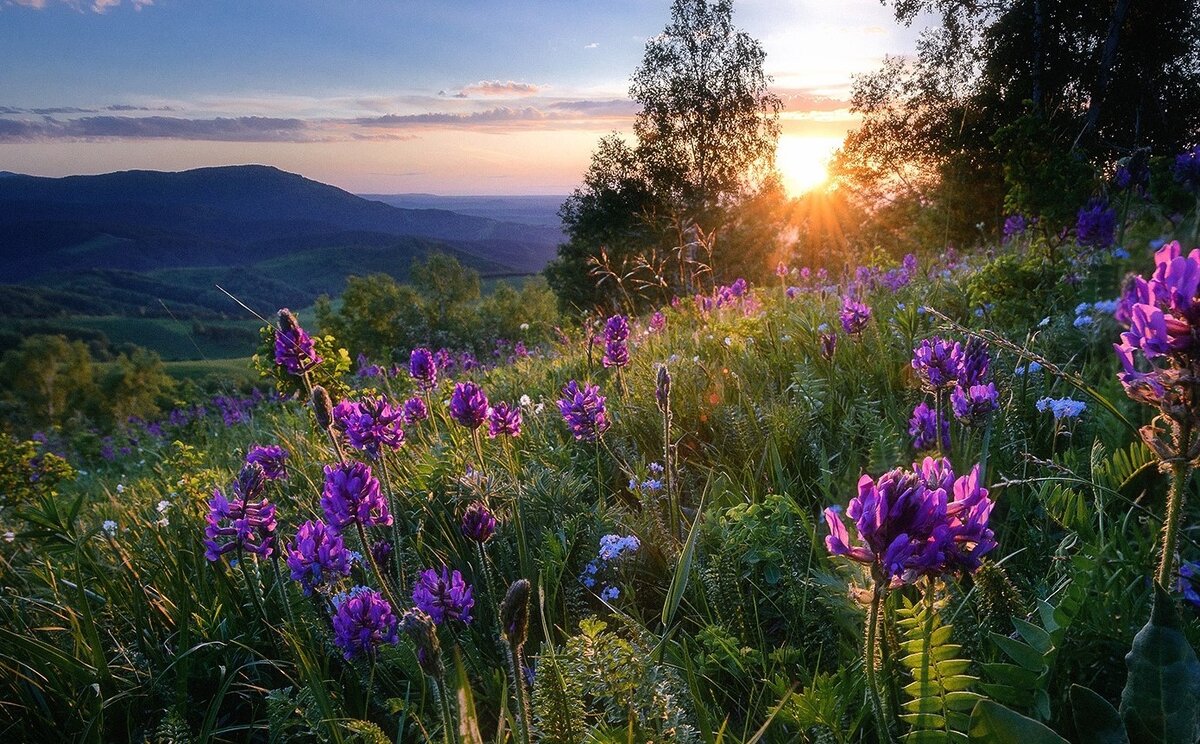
[0,0,924,196]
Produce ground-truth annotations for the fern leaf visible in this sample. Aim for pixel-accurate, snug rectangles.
[896,595,979,743]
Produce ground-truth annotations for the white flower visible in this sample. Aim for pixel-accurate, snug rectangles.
[519,394,532,407]
[519,323,530,331]
[157,517,170,528]
[781,335,792,342]
[534,403,545,415]
[156,500,171,513]
[1038,316,1051,327]
[723,337,732,347]
[3,530,15,543]
[692,355,700,363]
[115,484,125,494]
[101,520,117,537]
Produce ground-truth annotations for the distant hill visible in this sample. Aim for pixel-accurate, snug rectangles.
[0,166,564,319]
[363,193,567,230]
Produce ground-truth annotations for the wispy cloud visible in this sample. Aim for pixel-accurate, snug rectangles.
[5,0,152,11]
[583,42,599,49]
[458,80,545,97]
[0,115,314,142]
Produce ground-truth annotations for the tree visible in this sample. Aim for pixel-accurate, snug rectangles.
[410,252,482,346]
[315,273,428,359]
[0,334,95,429]
[546,0,784,312]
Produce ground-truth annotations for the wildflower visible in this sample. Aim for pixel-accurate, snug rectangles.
[335,397,406,457]
[402,396,429,423]
[488,402,523,438]
[274,308,322,376]
[320,462,392,532]
[1002,214,1028,243]
[602,315,630,368]
[204,463,277,561]
[1173,145,1200,193]
[102,520,117,537]
[786,286,800,299]
[246,444,289,480]
[449,382,490,430]
[1014,361,1042,376]
[951,383,999,425]
[909,401,950,451]
[840,297,872,335]
[558,380,611,442]
[649,311,666,333]
[819,332,837,361]
[730,278,748,297]
[409,347,438,390]
[912,336,964,390]
[598,534,640,561]
[311,386,334,431]
[461,501,497,543]
[371,539,393,569]
[600,586,620,601]
[1076,199,1117,251]
[401,609,444,678]
[648,461,664,475]
[286,519,350,596]
[500,579,531,646]
[775,261,789,277]
[1035,397,1087,419]
[412,567,475,625]
[958,338,990,386]
[116,484,125,494]
[331,587,399,660]
[156,499,171,513]
[655,365,671,412]
[3,530,15,543]
[1181,562,1200,610]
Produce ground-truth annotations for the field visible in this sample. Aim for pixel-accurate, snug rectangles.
[2,230,1197,743]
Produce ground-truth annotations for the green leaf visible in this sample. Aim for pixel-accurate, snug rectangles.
[1119,584,1200,744]
[661,493,704,627]
[990,633,1046,672]
[968,700,1069,743]
[1069,685,1129,744]
[1012,618,1053,655]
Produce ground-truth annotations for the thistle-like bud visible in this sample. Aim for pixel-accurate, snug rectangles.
[311,385,334,431]
[499,578,531,649]
[401,608,444,680]
[655,365,671,413]
[277,308,301,334]
[235,461,267,501]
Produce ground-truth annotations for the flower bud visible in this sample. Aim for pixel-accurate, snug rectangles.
[655,365,671,412]
[311,386,334,431]
[277,308,301,334]
[499,578,531,648]
[401,608,444,680]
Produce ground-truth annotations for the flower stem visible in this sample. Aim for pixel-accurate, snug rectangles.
[1157,459,1192,587]
[865,585,890,744]
[356,522,399,611]
[472,429,486,475]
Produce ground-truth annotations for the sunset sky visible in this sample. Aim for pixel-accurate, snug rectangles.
[0,0,925,195]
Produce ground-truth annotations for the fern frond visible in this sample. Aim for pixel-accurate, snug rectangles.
[895,594,980,743]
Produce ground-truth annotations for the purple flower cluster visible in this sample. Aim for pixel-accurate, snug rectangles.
[333,396,406,458]
[602,314,630,368]
[403,396,429,423]
[1076,199,1117,251]
[355,353,386,379]
[286,519,350,595]
[449,382,490,430]
[320,462,392,531]
[558,380,611,442]
[824,458,997,585]
[819,332,837,361]
[880,254,918,292]
[1173,146,1200,193]
[246,444,289,480]
[1181,561,1200,609]
[274,309,323,376]
[911,336,963,389]
[649,311,667,333]
[840,297,871,335]
[1002,214,1029,243]
[951,383,999,424]
[409,347,438,390]
[461,501,497,543]
[412,567,475,625]
[909,402,950,451]
[204,463,277,561]
[332,587,399,659]
[695,278,758,315]
[1113,241,1200,412]
[487,401,522,438]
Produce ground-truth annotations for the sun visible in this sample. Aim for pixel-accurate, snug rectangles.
[776,136,841,196]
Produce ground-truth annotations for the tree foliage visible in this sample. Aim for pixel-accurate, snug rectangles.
[546,0,784,312]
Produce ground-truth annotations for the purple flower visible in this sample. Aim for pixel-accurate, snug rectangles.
[1173,146,1200,193]
[912,336,964,389]
[601,315,630,369]
[461,501,497,543]
[824,460,995,585]
[274,309,322,376]
[558,380,611,442]
[204,463,277,561]
[957,338,990,387]
[819,332,837,361]
[336,396,406,458]
[409,347,438,390]
[1002,215,1028,243]
[320,461,392,532]
[775,262,790,277]
[730,278,748,298]
[785,286,800,299]
[1076,199,1117,251]
[286,519,350,595]
[1180,561,1200,609]
[909,401,950,451]
[413,567,475,625]
[402,396,429,423]
[649,311,666,333]
[487,401,522,438]
[449,382,490,430]
[331,587,399,659]
[951,383,999,425]
[246,444,289,480]
[371,539,393,569]
[840,297,871,335]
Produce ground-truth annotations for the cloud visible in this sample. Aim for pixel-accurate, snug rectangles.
[584,42,599,49]
[458,81,545,97]
[4,0,152,11]
[356,107,554,128]
[548,99,638,116]
[0,115,315,142]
